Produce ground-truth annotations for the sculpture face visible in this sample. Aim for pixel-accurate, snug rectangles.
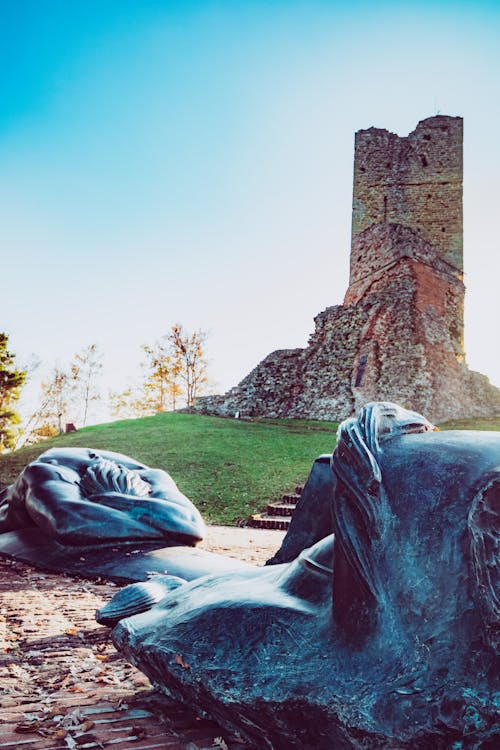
[0,447,206,546]
[108,403,499,749]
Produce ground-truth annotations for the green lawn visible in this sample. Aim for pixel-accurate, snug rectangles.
[438,416,500,431]
[0,413,338,525]
[2,412,498,526]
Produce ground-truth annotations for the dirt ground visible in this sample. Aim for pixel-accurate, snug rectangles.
[0,526,285,750]
[198,525,285,564]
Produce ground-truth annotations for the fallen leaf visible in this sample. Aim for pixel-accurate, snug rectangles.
[131,726,147,740]
[15,720,41,733]
[79,720,95,732]
[175,653,191,670]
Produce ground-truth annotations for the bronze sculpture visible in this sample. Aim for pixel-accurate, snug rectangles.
[0,447,254,581]
[103,403,499,749]
[0,447,206,545]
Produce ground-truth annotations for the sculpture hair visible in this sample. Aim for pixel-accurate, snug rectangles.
[331,402,436,601]
[79,458,151,498]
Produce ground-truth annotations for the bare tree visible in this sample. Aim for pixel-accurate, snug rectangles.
[22,344,103,445]
[36,365,71,435]
[70,343,103,426]
[109,387,154,419]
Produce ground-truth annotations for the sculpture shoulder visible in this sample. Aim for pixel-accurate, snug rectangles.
[140,468,183,497]
[35,447,148,473]
[22,461,80,488]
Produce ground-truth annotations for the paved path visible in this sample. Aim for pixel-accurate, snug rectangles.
[199,525,286,564]
[0,526,286,750]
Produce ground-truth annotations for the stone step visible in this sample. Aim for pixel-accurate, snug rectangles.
[266,502,296,517]
[282,492,301,504]
[247,514,291,531]
[247,484,303,530]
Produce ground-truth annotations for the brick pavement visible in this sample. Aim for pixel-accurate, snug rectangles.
[0,527,285,750]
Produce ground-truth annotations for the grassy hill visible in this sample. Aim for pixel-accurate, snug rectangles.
[0,413,338,525]
[1,412,499,525]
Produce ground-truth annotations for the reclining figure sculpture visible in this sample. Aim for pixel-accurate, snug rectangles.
[0,448,212,579]
[101,403,499,749]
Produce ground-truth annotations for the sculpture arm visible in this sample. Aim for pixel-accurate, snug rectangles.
[88,491,205,542]
[12,454,205,546]
[140,469,187,500]
[24,478,167,544]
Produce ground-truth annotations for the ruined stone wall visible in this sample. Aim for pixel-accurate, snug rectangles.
[351,115,463,273]
[197,251,498,423]
[345,223,465,355]
[196,349,305,419]
[196,306,363,422]
[347,248,471,419]
[195,115,500,424]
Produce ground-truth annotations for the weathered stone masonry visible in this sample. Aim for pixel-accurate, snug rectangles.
[351,115,463,271]
[197,115,500,423]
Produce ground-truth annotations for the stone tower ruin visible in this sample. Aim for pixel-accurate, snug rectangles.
[197,115,500,423]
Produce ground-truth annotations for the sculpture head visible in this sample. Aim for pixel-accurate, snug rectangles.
[331,402,499,656]
[79,457,152,499]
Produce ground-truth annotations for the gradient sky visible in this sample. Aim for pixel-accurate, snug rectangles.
[2,0,500,422]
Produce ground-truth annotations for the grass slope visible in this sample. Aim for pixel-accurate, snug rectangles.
[438,416,500,431]
[0,413,338,525]
[1,413,498,526]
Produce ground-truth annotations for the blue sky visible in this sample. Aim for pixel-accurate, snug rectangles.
[2,0,500,421]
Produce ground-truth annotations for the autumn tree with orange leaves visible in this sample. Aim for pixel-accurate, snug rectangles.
[110,324,209,417]
[167,324,208,408]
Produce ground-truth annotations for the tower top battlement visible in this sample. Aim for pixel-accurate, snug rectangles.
[350,115,463,280]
